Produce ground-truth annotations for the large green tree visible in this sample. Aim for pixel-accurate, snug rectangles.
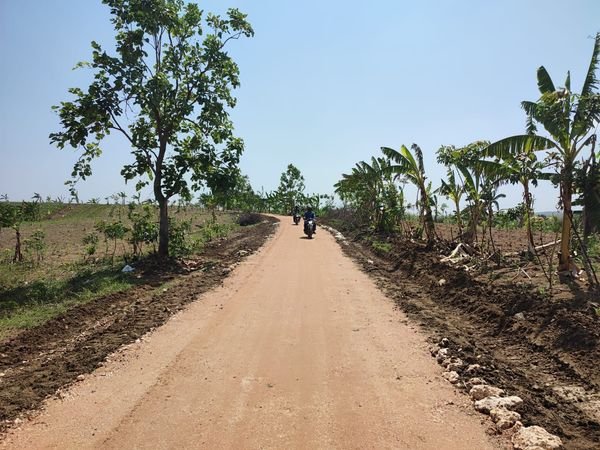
[485,33,600,271]
[275,164,306,214]
[50,0,253,257]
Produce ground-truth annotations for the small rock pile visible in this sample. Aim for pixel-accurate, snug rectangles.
[320,225,349,245]
[430,337,563,449]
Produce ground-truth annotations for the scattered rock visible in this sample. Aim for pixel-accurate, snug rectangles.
[512,425,563,449]
[429,345,440,356]
[436,348,450,363]
[465,364,482,374]
[366,259,374,265]
[467,377,487,387]
[490,407,521,430]
[237,250,249,257]
[445,357,464,372]
[469,384,505,401]
[442,371,460,383]
[474,396,523,414]
[514,312,526,321]
[439,337,450,348]
[438,278,447,286]
[552,385,586,403]
[76,374,86,381]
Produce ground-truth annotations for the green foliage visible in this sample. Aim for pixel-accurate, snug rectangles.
[95,219,130,260]
[273,164,306,214]
[371,240,392,254]
[128,204,158,257]
[82,232,100,256]
[168,217,194,257]
[50,0,253,257]
[382,144,436,241]
[0,266,136,329]
[485,33,600,268]
[23,230,46,264]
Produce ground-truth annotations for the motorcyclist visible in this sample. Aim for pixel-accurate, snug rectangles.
[303,206,316,233]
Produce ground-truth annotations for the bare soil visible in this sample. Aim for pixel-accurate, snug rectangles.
[0,216,278,431]
[332,226,600,450]
[1,216,504,449]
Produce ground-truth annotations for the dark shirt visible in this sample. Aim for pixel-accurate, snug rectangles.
[304,211,315,220]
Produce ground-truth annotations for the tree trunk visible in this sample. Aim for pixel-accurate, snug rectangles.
[559,165,573,272]
[13,228,23,263]
[523,180,535,253]
[157,198,169,258]
[454,199,462,236]
[421,186,436,243]
[155,138,169,258]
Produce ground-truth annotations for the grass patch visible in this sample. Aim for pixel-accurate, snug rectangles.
[371,240,392,254]
[0,265,139,338]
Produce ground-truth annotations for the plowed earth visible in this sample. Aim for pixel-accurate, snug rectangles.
[0,217,278,430]
[334,228,600,450]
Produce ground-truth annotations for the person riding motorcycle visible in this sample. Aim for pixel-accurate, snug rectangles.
[292,205,301,224]
[303,206,316,233]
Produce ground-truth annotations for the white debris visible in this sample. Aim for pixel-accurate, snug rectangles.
[442,371,460,383]
[490,407,521,430]
[474,396,523,414]
[467,377,487,387]
[469,384,505,401]
[445,358,464,372]
[436,348,450,363]
[465,364,482,374]
[121,264,135,273]
[438,278,447,286]
[512,425,563,449]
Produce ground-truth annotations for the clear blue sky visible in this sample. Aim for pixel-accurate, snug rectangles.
[1,0,599,211]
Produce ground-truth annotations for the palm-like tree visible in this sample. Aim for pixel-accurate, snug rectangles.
[335,157,391,228]
[439,168,465,234]
[381,144,435,243]
[485,33,600,270]
[478,152,547,252]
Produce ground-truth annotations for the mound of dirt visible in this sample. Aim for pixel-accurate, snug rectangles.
[334,229,600,450]
[0,217,278,431]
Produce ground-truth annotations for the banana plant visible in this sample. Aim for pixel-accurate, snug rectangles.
[485,33,600,271]
[381,144,436,243]
[438,168,465,235]
[334,157,391,228]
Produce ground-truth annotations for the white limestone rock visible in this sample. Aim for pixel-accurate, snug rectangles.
[512,425,563,449]
[474,396,523,414]
[469,384,505,401]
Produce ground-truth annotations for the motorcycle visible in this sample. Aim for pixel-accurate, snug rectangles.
[293,213,301,225]
[303,218,315,239]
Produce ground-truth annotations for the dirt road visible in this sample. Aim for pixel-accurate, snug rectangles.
[2,218,501,449]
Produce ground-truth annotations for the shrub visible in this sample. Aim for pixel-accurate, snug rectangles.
[168,218,193,257]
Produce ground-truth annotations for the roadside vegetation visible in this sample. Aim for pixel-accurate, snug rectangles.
[330,33,600,294]
[0,197,241,338]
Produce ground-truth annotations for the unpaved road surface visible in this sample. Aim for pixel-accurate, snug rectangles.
[2,218,501,449]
